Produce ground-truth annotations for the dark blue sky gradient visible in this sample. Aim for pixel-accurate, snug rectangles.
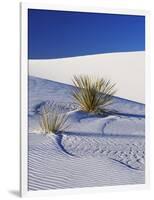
[28,9,145,59]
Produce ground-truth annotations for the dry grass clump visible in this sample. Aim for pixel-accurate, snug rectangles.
[39,101,70,134]
[72,75,116,114]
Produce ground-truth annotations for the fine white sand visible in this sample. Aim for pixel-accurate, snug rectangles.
[29,51,145,103]
[28,76,145,191]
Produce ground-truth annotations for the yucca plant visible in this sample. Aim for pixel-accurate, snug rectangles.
[72,75,116,114]
[39,101,70,134]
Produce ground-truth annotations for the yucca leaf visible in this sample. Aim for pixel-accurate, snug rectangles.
[72,75,116,113]
[39,101,70,134]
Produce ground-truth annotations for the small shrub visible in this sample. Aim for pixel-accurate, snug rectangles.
[72,75,116,114]
[39,101,70,134]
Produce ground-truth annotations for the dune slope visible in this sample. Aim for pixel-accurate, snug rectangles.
[29,51,145,103]
[28,76,145,191]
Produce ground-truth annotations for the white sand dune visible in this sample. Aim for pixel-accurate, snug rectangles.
[29,51,145,103]
[28,133,144,191]
[28,76,145,191]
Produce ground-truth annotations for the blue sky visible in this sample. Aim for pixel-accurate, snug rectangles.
[28,9,145,59]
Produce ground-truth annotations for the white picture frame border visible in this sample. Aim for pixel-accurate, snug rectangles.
[20,2,150,197]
